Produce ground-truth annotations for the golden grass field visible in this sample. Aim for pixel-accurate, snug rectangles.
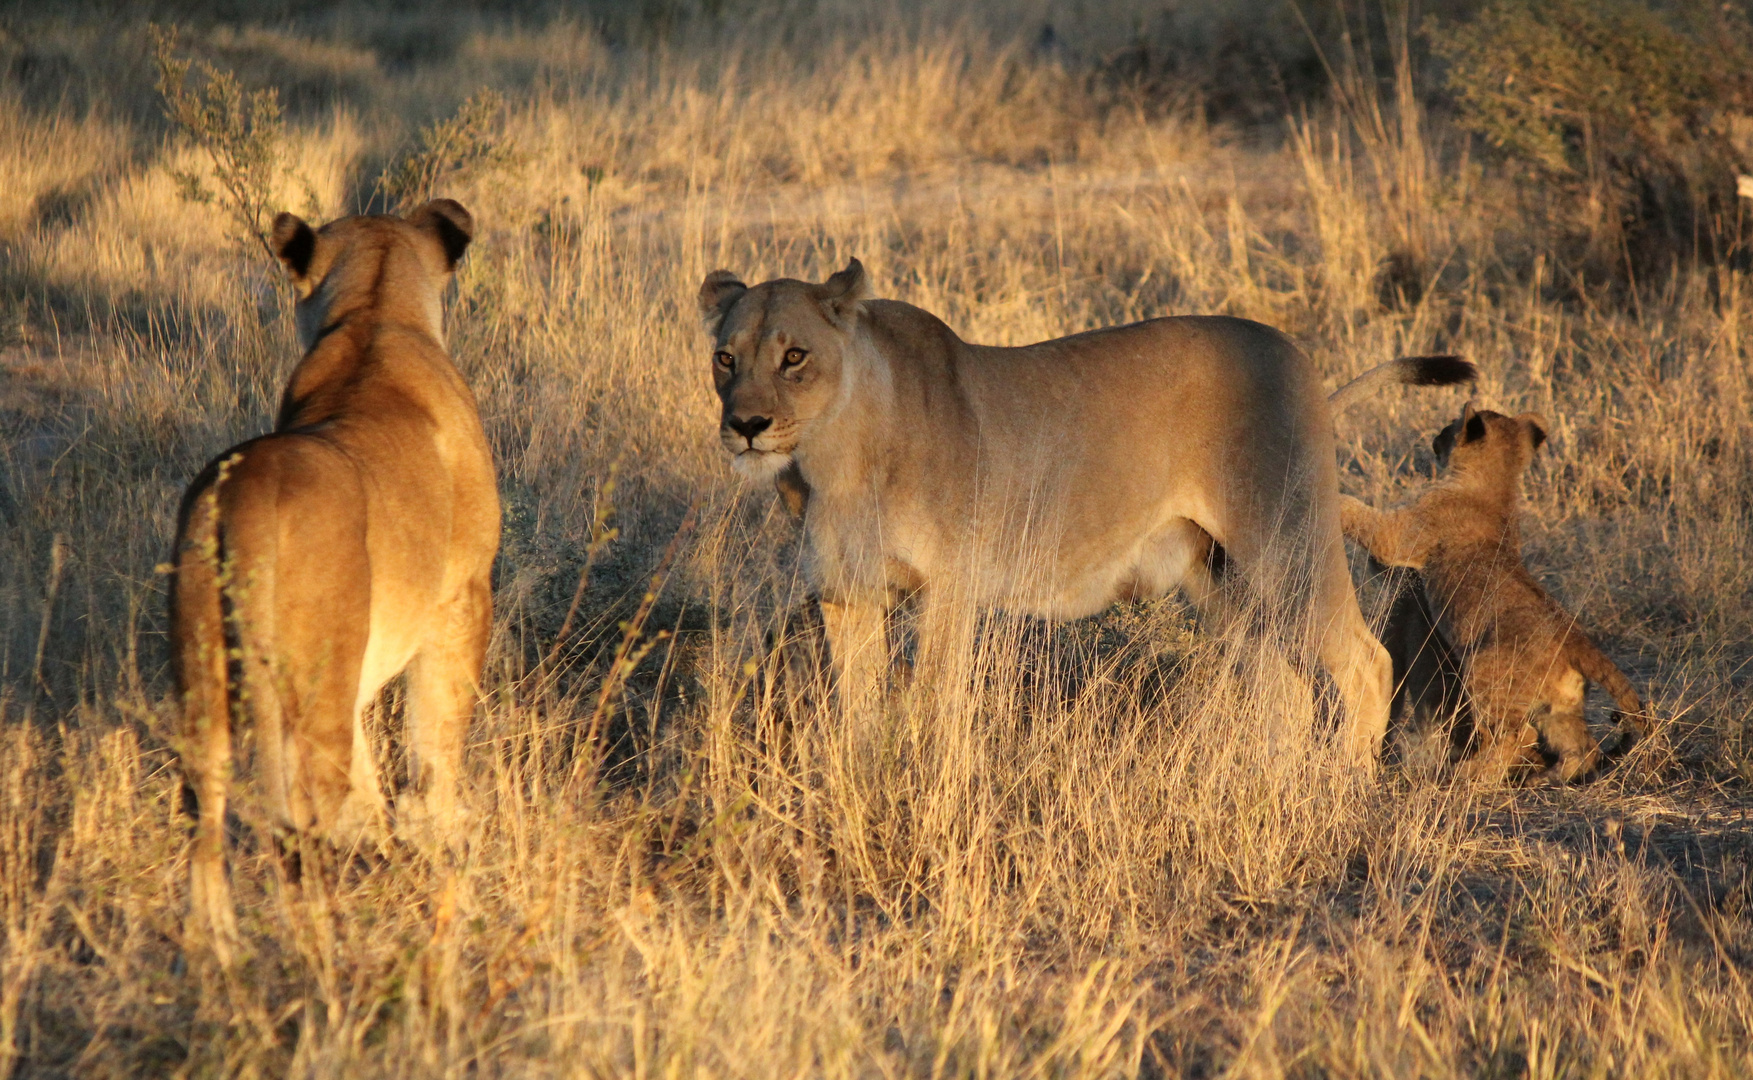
[0,3,1750,1076]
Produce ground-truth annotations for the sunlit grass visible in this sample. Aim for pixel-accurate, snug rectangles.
[0,6,1748,1076]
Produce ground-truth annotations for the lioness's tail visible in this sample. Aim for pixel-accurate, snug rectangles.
[170,464,240,965]
[1328,355,1476,413]
[1566,629,1649,756]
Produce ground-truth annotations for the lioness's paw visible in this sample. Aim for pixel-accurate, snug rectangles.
[395,792,469,861]
[330,789,388,851]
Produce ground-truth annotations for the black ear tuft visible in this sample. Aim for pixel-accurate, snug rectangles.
[409,198,475,268]
[1464,412,1487,443]
[1432,421,1458,463]
[1521,413,1549,452]
[699,270,748,332]
[272,213,316,279]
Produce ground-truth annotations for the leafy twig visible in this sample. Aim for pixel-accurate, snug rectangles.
[377,88,525,213]
[150,25,307,259]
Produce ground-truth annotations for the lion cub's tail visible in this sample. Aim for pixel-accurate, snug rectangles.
[1566,630,1650,759]
[1328,355,1476,414]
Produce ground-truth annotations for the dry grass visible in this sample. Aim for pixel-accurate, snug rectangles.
[0,5,1749,1077]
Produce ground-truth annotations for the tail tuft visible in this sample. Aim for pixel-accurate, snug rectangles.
[1328,354,1476,413]
[1400,355,1476,387]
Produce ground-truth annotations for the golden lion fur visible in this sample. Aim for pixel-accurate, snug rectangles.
[171,200,499,962]
[1340,405,1646,783]
[701,259,1471,769]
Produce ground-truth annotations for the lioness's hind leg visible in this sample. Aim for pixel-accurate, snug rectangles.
[265,488,373,844]
[400,578,491,852]
[271,632,371,844]
[1318,613,1394,774]
[1299,523,1393,771]
[1215,517,1392,772]
[1149,519,1241,632]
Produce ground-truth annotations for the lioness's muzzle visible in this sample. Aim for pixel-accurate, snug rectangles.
[725,414,772,446]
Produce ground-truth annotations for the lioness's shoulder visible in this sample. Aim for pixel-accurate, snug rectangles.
[858,299,964,356]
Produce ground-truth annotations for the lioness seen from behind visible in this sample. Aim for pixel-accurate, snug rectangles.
[701,259,1472,770]
[172,200,500,963]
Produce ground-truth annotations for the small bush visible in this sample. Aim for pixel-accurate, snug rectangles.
[150,25,312,259]
[375,88,524,213]
[1433,0,1753,273]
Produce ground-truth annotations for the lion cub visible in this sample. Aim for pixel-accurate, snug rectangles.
[1340,405,1645,783]
[171,200,500,962]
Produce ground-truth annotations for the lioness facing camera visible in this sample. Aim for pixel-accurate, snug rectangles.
[700,259,1471,769]
[172,200,499,963]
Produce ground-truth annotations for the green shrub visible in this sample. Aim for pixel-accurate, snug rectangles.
[1432,0,1753,272]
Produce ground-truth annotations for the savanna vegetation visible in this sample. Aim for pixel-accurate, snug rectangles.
[0,0,1750,1075]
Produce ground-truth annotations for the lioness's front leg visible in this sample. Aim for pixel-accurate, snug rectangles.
[818,596,888,724]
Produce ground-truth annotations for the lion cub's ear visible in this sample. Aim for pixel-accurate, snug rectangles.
[1431,421,1457,464]
[271,213,317,283]
[699,270,747,334]
[819,258,872,331]
[408,199,475,269]
[1460,401,1487,445]
[1518,412,1549,452]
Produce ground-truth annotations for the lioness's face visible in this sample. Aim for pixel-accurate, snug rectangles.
[698,261,871,480]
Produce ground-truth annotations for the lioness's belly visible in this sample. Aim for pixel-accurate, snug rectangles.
[896,500,1216,621]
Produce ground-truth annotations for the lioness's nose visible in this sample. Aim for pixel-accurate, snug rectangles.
[727,415,772,441]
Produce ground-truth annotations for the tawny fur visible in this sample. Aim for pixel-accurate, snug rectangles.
[700,259,1471,772]
[171,200,500,964]
[1339,405,1646,783]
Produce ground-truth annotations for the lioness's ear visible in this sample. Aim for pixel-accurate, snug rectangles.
[408,198,474,269]
[271,213,316,281]
[819,257,872,330]
[1519,412,1548,452]
[699,270,747,333]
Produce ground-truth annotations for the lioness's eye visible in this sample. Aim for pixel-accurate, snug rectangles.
[713,351,735,371]
[781,347,809,369]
